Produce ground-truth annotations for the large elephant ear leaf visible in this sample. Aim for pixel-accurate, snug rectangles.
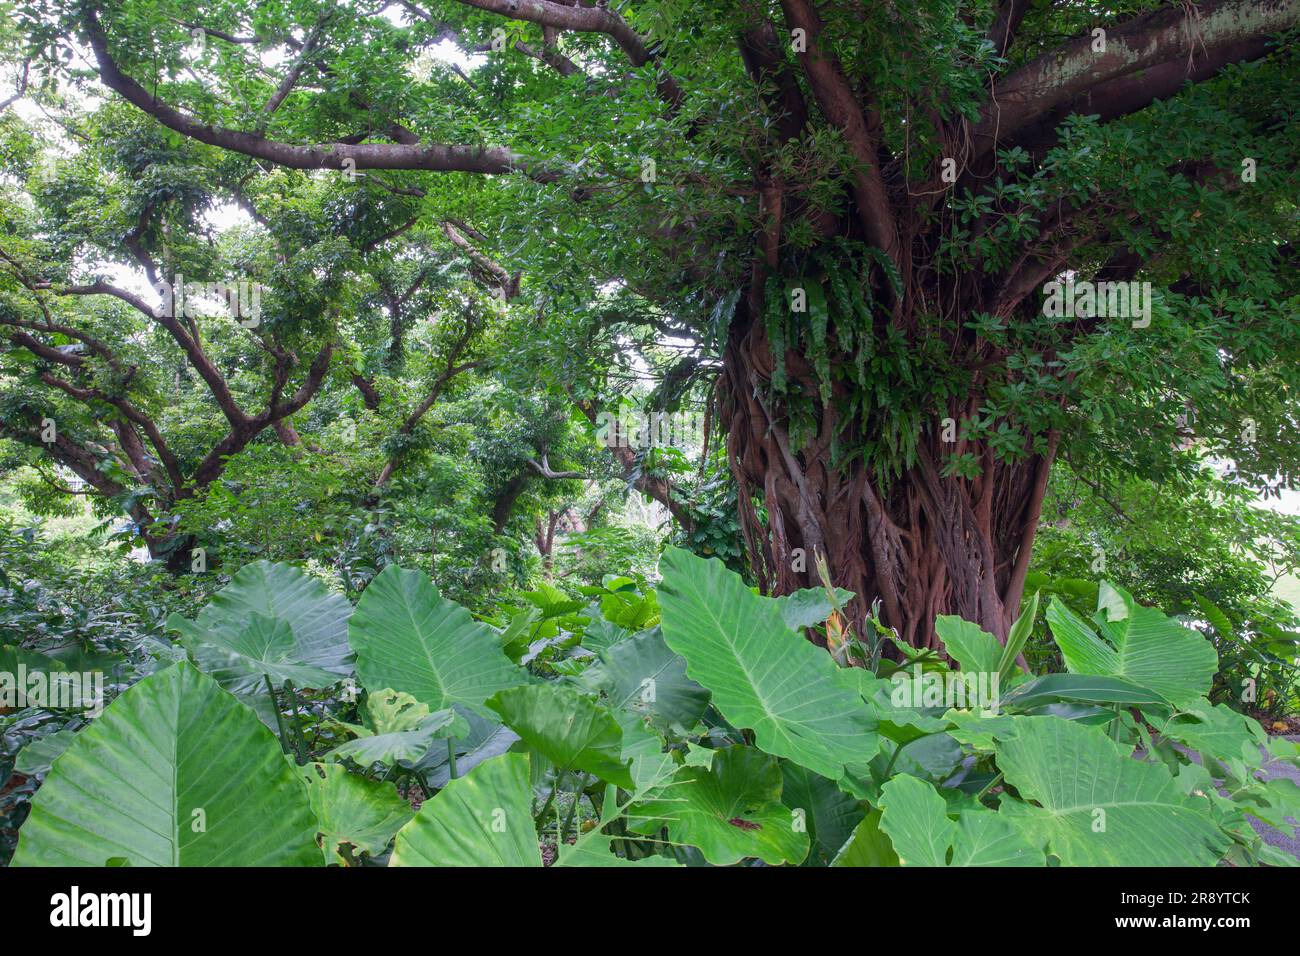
[627,745,809,866]
[349,565,526,714]
[169,612,344,727]
[326,706,466,768]
[414,707,520,788]
[993,717,1230,866]
[555,832,679,866]
[934,616,1001,674]
[487,683,634,788]
[297,763,413,864]
[11,661,320,867]
[877,775,1043,867]
[657,547,878,781]
[0,644,67,674]
[553,717,682,868]
[1046,596,1217,707]
[1154,698,1269,768]
[390,752,541,867]
[780,761,865,866]
[831,810,899,866]
[580,626,710,732]
[177,560,353,677]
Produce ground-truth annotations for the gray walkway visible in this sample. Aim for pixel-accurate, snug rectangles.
[1253,736,1300,861]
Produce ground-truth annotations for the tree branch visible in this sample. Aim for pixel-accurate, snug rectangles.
[80,5,559,180]
[528,454,584,480]
[972,0,1300,160]
[58,281,250,428]
[778,0,900,270]
[453,0,683,110]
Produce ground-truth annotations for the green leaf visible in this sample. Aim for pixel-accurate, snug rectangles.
[415,707,520,788]
[14,729,76,776]
[947,811,1047,866]
[487,683,634,788]
[780,761,865,866]
[944,709,1019,751]
[555,718,681,867]
[580,626,710,732]
[170,560,353,679]
[888,730,967,784]
[581,617,632,656]
[993,717,1230,865]
[297,762,414,864]
[657,547,878,781]
[878,774,1044,866]
[328,707,466,768]
[390,753,541,867]
[615,710,679,792]
[555,833,680,867]
[0,644,81,708]
[628,745,810,866]
[859,672,953,745]
[998,591,1039,681]
[1155,698,1268,767]
[772,587,855,630]
[170,612,343,722]
[364,687,438,734]
[498,607,542,661]
[831,810,899,866]
[1046,596,1217,707]
[1097,581,1133,623]
[11,661,320,867]
[1001,673,1170,709]
[935,616,1001,674]
[350,565,526,715]
[0,644,67,674]
[1193,593,1235,639]
[877,774,950,864]
[600,588,659,630]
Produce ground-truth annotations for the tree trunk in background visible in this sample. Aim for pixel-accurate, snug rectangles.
[721,295,1058,648]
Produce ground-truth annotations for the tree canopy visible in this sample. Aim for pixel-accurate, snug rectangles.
[0,0,1296,644]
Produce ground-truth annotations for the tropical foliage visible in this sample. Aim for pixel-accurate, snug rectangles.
[7,549,1298,867]
[1,0,1299,873]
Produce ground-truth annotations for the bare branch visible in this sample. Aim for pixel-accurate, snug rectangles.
[528,455,585,480]
[260,15,329,117]
[442,221,520,299]
[58,281,250,428]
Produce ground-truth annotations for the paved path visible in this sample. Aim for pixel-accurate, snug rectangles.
[1252,736,1300,861]
[1145,736,1299,862]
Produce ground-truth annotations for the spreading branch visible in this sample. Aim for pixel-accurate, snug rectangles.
[80,6,559,180]
[971,0,1300,160]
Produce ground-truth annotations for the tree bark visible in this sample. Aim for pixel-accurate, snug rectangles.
[722,294,1057,648]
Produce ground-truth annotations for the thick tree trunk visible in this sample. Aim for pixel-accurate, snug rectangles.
[721,296,1057,649]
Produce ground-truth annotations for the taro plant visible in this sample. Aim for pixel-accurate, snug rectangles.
[7,549,1299,867]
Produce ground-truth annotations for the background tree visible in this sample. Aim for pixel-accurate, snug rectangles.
[9,0,1300,649]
